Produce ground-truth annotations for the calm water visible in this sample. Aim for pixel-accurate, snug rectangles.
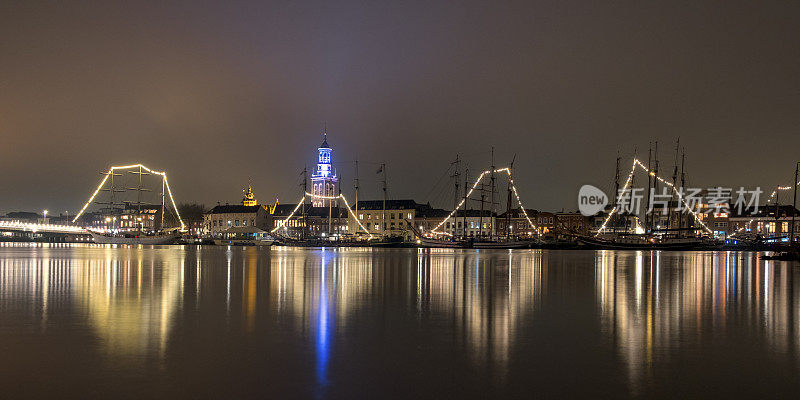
[1,243,799,399]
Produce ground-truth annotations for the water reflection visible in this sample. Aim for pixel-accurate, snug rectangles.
[595,250,800,394]
[2,243,800,397]
[0,244,184,362]
[415,249,544,380]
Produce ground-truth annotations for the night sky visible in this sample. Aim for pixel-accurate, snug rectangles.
[2,1,799,215]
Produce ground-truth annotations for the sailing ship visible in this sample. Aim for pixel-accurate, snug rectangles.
[417,235,469,248]
[578,141,706,250]
[415,150,540,249]
[577,233,703,250]
[82,164,185,245]
[471,237,538,249]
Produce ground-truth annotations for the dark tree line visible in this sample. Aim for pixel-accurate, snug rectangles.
[164,203,207,228]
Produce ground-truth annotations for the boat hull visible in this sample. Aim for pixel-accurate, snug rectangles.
[417,238,469,248]
[577,236,704,250]
[90,231,180,245]
[213,239,275,246]
[471,240,537,249]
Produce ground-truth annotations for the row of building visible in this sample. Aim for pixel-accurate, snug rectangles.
[200,133,594,240]
[202,186,594,241]
[202,133,800,242]
[9,132,797,242]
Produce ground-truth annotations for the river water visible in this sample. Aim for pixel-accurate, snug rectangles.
[1,243,798,398]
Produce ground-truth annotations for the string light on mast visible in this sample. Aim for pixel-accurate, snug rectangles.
[428,166,538,237]
[72,164,185,231]
[596,158,714,236]
[270,192,373,239]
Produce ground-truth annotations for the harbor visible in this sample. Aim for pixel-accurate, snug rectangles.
[3,136,800,255]
[3,1,800,398]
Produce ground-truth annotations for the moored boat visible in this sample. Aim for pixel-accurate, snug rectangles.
[417,236,469,248]
[471,238,538,249]
[577,233,704,250]
[90,229,180,245]
[213,226,276,246]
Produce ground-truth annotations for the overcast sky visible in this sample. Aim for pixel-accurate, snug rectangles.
[2,0,799,215]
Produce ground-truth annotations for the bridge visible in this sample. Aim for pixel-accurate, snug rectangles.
[0,220,90,242]
[0,220,87,234]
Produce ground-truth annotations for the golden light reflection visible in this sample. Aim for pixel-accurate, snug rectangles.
[596,250,800,394]
[6,243,799,392]
[415,249,543,381]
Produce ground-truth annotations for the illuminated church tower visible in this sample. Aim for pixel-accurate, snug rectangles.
[311,131,338,207]
[242,184,257,206]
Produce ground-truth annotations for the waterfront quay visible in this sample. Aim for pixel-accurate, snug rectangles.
[4,134,798,252]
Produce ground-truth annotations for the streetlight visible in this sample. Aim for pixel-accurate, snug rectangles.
[43,210,48,224]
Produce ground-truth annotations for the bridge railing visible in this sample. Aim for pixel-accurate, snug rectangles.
[0,220,87,234]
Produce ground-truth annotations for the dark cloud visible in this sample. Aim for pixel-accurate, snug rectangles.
[1,0,798,214]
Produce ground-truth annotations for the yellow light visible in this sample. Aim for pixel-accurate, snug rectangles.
[598,158,713,236]
[72,164,186,231]
[430,167,538,237]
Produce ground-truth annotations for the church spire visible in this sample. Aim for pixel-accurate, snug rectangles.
[242,182,257,206]
[320,123,329,148]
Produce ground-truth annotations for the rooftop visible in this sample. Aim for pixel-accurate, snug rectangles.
[272,204,347,218]
[207,204,263,214]
[353,199,422,211]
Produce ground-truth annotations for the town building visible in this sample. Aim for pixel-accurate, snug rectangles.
[271,203,349,239]
[1,212,41,224]
[204,185,272,236]
[554,211,592,235]
[350,200,419,240]
[728,205,800,241]
[496,208,552,237]
[79,203,164,231]
[415,207,452,236]
[450,209,497,238]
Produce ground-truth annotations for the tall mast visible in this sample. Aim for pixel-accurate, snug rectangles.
[161,176,165,229]
[127,165,151,230]
[302,166,308,240]
[679,148,686,233]
[506,155,516,238]
[792,162,799,244]
[645,143,653,233]
[110,170,115,220]
[338,172,343,237]
[653,141,659,232]
[137,165,142,215]
[99,168,124,229]
[667,138,679,232]
[450,155,460,235]
[354,160,359,216]
[479,188,484,238]
[614,155,620,233]
[110,170,116,220]
[490,147,496,239]
[329,170,334,236]
[463,168,469,239]
[381,162,387,238]
[775,186,780,235]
